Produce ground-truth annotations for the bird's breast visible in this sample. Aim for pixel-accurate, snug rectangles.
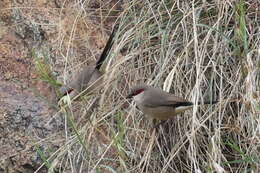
[133,92,145,105]
[141,106,176,120]
[141,105,193,120]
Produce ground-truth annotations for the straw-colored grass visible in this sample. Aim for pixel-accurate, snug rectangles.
[41,0,260,172]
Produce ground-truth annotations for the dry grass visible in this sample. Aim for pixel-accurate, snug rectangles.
[43,0,260,172]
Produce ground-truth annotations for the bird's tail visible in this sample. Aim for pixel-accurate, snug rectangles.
[95,23,119,70]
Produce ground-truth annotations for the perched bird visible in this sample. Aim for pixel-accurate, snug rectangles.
[127,84,217,120]
[59,66,103,99]
[59,24,118,99]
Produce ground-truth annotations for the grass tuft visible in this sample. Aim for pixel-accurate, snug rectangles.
[40,0,260,172]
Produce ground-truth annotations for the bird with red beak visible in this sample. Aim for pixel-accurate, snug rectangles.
[127,84,217,120]
[59,24,118,100]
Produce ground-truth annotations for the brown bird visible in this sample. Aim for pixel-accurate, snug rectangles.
[127,84,217,120]
[59,24,118,99]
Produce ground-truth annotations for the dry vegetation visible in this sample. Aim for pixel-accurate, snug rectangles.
[41,0,259,172]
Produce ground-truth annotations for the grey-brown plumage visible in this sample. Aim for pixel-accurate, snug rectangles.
[127,84,217,120]
[59,24,118,99]
[59,66,103,98]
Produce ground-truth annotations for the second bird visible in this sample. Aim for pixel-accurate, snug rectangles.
[127,84,217,120]
[59,24,118,99]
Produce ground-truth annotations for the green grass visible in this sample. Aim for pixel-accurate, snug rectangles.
[32,49,63,100]
[221,139,260,172]
[33,50,62,88]
[34,144,57,173]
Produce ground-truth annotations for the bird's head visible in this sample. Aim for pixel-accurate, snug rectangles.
[59,86,74,97]
[126,85,149,99]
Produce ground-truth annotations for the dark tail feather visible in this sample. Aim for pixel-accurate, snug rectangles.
[173,102,193,108]
[154,100,217,108]
[95,23,119,70]
[173,100,218,107]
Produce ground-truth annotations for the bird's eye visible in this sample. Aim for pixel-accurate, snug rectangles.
[133,89,144,96]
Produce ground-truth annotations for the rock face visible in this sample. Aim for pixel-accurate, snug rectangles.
[0,1,65,171]
[0,81,64,173]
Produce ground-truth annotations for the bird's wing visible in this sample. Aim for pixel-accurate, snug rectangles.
[143,90,193,108]
[60,67,94,94]
[74,67,96,91]
[164,95,193,107]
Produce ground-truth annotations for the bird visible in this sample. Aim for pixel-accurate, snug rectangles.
[59,24,118,99]
[127,84,217,120]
